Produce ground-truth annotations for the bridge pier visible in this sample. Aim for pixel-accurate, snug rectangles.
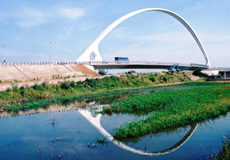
[219,70,230,79]
[203,69,230,79]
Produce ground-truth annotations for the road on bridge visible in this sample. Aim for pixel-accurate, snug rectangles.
[88,61,209,70]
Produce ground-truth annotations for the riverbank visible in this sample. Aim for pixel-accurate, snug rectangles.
[0,71,191,111]
[0,76,105,91]
[103,84,230,140]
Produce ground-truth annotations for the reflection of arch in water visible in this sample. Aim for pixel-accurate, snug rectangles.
[78,109,198,156]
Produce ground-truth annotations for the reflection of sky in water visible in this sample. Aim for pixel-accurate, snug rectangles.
[0,85,229,159]
[0,109,229,159]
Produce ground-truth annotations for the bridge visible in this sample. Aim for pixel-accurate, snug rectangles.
[76,8,211,70]
[88,61,209,70]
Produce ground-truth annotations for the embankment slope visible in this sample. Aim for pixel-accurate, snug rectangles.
[0,64,98,81]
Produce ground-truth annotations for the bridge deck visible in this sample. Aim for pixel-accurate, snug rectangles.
[90,62,209,70]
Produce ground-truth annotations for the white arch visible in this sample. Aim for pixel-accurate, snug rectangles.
[76,8,211,67]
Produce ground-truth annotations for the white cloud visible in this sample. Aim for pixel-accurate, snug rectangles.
[16,7,46,28]
[0,6,86,29]
[60,8,85,20]
[79,23,96,31]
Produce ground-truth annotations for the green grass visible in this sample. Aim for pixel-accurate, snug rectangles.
[0,72,192,111]
[105,85,230,139]
[176,81,222,86]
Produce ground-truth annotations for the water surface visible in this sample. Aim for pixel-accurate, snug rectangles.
[0,86,228,160]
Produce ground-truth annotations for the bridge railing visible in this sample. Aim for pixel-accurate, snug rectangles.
[89,60,191,66]
[0,60,96,66]
[0,61,79,66]
[0,60,208,68]
[209,67,230,71]
[0,60,171,66]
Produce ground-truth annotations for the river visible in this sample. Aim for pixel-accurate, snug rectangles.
[0,86,229,160]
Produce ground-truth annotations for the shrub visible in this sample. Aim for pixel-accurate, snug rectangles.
[60,82,71,90]
[149,74,156,82]
[193,69,208,78]
[98,70,107,75]
[70,81,76,88]
[33,84,44,91]
[41,82,49,89]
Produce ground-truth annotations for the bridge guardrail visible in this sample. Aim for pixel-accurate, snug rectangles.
[0,60,205,68]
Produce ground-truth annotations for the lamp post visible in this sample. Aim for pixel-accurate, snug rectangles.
[49,41,52,64]
[2,45,5,63]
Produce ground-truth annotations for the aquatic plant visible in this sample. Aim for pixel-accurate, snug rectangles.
[210,135,230,160]
[106,107,112,114]
[96,137,108,145]
[110,85,230,139]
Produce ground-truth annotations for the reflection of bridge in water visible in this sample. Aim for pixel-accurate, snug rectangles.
[0,101,198,156]
[78,106,198,156]
[0,101,89,119]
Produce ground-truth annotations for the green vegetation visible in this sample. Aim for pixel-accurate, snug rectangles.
[210,135,230,160]
[102,84,230,139]
[177,81,222,86]
[96,137,108,145]
[98,69,107,75]
[193,68,208,78]
[0,72,191,111]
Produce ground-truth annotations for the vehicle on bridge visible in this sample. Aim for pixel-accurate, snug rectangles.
[114,57,129,62]
[168,63,180,71]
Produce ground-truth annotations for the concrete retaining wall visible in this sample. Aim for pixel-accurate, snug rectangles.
[0,64,98,82]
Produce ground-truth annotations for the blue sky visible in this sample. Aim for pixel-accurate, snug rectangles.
[0,0,229,67]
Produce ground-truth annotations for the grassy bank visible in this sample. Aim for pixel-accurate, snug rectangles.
[0,72,191,111]
[103,84,230,139]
